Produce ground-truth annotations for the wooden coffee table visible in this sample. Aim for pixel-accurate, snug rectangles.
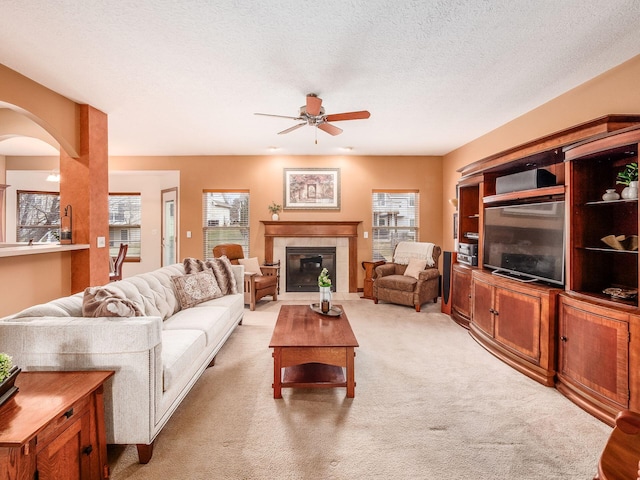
[269,304,359,398]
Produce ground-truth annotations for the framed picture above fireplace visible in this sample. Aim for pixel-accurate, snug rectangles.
[283,168,340,210]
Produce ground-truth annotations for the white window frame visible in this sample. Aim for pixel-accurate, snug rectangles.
[372,190,420,261]
[16,190,61,243]
[203,190,250,259]
[109,193,141,259]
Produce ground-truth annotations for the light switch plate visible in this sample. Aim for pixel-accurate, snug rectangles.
[97,236,106,248]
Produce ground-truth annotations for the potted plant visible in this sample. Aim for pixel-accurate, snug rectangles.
[0,352,20,405]
[318,268,332,313]
[268,201,282,220]
[617,162,638,199]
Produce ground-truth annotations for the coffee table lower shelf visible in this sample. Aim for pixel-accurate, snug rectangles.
[282,362,347,388]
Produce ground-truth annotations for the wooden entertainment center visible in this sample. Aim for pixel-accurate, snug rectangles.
[452,115,640,426]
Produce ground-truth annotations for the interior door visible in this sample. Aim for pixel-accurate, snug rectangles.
[162,188,178,266]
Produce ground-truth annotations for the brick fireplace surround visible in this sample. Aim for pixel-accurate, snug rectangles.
[261,221,361,293]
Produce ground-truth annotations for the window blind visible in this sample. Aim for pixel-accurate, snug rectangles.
[371,190,419,261]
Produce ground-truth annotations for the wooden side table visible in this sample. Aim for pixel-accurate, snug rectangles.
[262,260,281,294]
[362,260,385,300]
[0,370,114,480]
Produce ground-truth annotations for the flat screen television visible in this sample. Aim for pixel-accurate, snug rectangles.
[483,200,565,286]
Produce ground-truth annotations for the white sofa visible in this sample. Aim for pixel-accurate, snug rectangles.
[0,262,244,463]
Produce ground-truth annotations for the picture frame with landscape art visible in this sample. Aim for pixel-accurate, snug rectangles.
[283,168,340,210]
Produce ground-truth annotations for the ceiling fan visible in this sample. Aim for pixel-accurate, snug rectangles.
[254,93,370,142]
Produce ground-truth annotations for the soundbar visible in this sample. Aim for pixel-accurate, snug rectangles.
[495,168,556,194]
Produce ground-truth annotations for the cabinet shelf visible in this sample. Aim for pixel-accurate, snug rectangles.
[567,290,638,309]
[583,247,638,254]
[585,198,638,206]
[483,185,565,204]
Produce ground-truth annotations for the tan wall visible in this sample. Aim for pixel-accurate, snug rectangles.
[110,154,443,286]
[442,54,640,253]
[0,64,79,157]
[0,252,72,317]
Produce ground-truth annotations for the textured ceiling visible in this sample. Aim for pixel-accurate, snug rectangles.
[1,0,639,156]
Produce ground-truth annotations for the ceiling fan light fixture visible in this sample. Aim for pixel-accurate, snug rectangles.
[255,93,370,142]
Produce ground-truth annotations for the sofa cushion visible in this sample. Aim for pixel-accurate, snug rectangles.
[183,257,238,295]
[82,286,143,317]
[375,274,417,293]
[403,258,427,279]
[238,257,262,275]
[194,293,244,325]
[172,271,222,309]
[163,304,231,346]
[161,329,207,392]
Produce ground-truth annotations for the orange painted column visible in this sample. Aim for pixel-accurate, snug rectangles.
[60,104,109,292]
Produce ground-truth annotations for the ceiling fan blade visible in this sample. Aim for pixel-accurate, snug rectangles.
[317,122,343,136]
[255,113,302,120]
[278,123,307,135]
[324,110,371,122]
[306,94,323,116]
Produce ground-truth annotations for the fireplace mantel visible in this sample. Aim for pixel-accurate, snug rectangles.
[261,221,361,292]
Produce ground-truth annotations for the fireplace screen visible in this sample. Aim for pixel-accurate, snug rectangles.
[286,247,337,292]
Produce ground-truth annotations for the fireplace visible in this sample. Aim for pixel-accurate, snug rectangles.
[261,221,361,293]
[286,247,336,292]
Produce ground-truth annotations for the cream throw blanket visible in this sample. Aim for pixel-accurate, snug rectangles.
[393,242,435,266]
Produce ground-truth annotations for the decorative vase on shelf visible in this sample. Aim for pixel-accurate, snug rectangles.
[319,286,332,313]
[602,189,620,201]
[621,181,639,200]
[272,213,279,221]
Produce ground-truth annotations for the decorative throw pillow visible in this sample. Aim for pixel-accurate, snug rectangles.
[238,257,263,276]
[172,270,223,309]
[183,257,238,295]
[82,286,143,318]
[403,258,428,280]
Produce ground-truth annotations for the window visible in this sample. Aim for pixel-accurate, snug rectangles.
[372,190,419,261]
[203,190,249,259]
[16,191,60,242]
[109,194,141,259]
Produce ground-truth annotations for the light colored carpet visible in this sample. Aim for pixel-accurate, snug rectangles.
[108,299,611,479]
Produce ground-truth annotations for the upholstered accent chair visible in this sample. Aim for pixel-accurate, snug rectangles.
[373,242,441,312]
[212,243,279,311]
[109,243,128,282]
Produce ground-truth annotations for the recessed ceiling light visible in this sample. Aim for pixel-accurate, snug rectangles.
[341,146,353,152]
[46,171,60,182]
[268,146,279,152]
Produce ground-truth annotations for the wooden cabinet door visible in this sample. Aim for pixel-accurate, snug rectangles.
[452,265,472,319]
[559,297,629,409]
[37,412,92,480]
[472,275,494,336]
[494,287,541,364]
